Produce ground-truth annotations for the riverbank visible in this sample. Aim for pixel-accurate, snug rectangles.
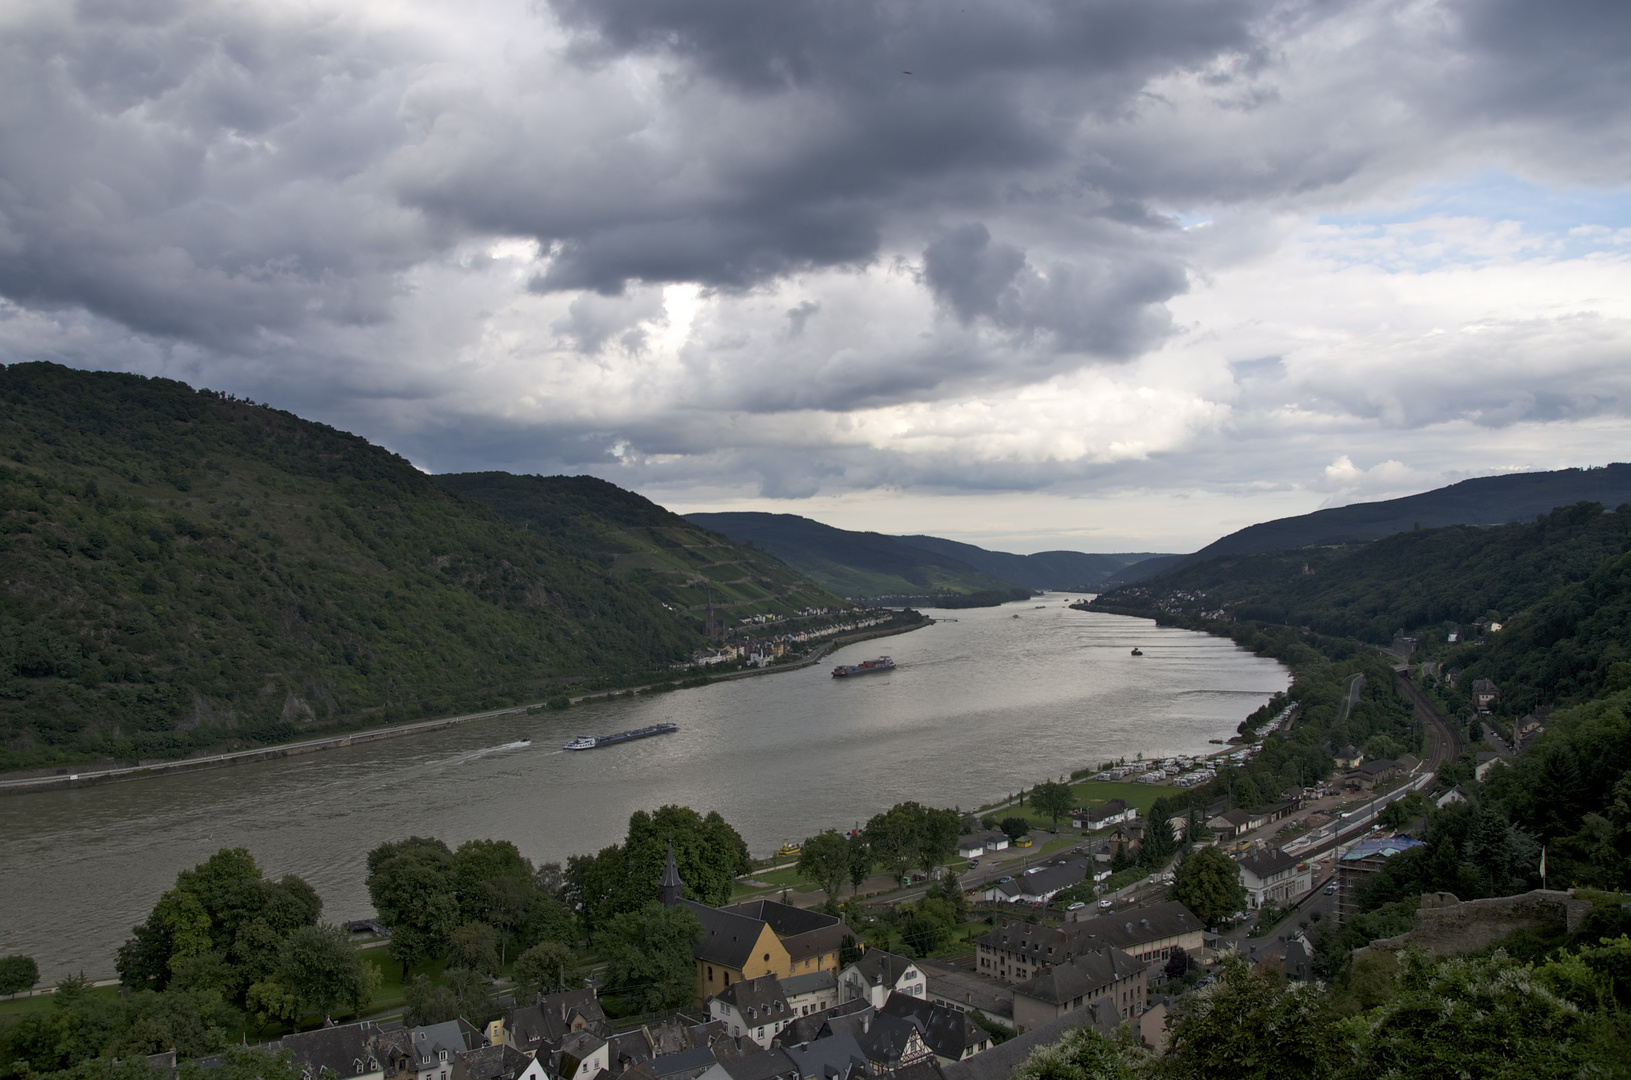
[0,617,931,796]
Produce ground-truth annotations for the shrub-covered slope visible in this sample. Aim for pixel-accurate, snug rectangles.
[0,363,700,773]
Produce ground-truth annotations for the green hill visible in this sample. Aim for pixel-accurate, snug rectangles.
[1113,463,1631,583]
[0,363,706,774]
[682,511,1031,604]
[892,534,1164,590]
[433,473,847,618]
[1092,502,1631,651]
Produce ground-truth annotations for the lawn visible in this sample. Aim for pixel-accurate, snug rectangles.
[0,984,121,1018]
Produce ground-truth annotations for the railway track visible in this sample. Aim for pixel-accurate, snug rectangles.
[1396,670,1463,773]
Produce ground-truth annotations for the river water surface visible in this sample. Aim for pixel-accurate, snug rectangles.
[0,597,1288,980]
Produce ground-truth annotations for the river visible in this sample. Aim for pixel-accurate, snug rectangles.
[0,597,1288,981]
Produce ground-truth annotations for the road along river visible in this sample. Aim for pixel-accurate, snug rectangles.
[0,596,1288,980]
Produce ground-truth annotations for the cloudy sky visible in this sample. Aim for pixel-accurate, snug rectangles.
[1,0,1628,553]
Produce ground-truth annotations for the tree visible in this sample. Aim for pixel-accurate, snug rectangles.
[443,967,492,1023]
[482,876,535,965]
[798,830,853,901]
[898,897,957,957]
[1163,946,1194,981]
[1032,783,1074,831]
[1159,957,1333,1080]
[0,954,40,997]
[595,903,703,1013]
[453,839,532,923]
[847,832,873,892]
[403,974,460,1026]
[1343,948,1601,1079]
[865,805,923,880]
[366,837,460,980]
[513,941,583,998]
[1011,1025,1139,1080]
[1139,815,1177,869]
[277,924,380,1022]
[567,807,751,931]
[1169,846,1246,926]
[1001,817,1031,843]
[446,922,500,976]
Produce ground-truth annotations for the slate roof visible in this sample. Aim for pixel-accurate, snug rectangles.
[847,950,916,990]
[855,1013,927,1070]
[275,1020,399,1079]
[940,1006,1101,1080]
[996,860,1087,900]
[650,1048,718,1080]
[1011,949,1142,1007]
[780,971,836,999]
[1045,901,1204,954]
[506,990,608,1052]
[1236,847,1299,882]
[723,902,847,965]
[405,1020,481,1066]
[773,1001,874,1048]
[1213,809,1251,828]
[452,1045,531,1080]
[716,1050,801,1080]
[718,975,792,1023]
[877,993,989,1061]
[684,900,774,970]
[780,1035,869,1080]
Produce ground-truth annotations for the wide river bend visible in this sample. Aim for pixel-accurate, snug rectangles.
[0,597,1288,981]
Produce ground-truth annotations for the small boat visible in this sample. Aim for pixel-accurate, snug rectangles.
[832,657,895,678]
[1012,614,1021,619]
[1131,648,1143,656]
[776,842,802,858]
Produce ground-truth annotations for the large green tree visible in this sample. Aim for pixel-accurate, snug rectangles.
[276,924,379,1023]
[1157,957,1333,1080]
[116,848,320,1002]
[1169,846,1246,926]
[566,806,750,931]
[1031,782,1075,831]
[513,941,583,999]
[797,830,853,901]
[0,955,39,998]
[595,903,703,1014]
[366,838,461,980]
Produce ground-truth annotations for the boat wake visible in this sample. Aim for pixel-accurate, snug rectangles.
[435,739,533,767]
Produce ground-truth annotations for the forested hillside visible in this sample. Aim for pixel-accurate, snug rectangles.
[435,473,846,618]
[891,534,1162,590]
[1095,502,1631,649]
[0,364,703,774]
[1112,464,1631,583]
[683,511,1030,604]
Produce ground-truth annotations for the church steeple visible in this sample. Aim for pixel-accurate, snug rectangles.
[659,841,685,906]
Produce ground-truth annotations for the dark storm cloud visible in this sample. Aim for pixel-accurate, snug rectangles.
[921,223,1184,355]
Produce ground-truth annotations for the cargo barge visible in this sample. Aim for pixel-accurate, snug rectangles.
[831,656,895,678]
[563,722,678,750]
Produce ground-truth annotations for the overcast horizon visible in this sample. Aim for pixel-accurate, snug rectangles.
[1,0,1627,553]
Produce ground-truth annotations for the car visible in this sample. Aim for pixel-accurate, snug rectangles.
[1099,899,1113,909]
[1324,884,1336,895]
[967,859,980,869]
[1067,901,1086,910]
[997,875,1013,884]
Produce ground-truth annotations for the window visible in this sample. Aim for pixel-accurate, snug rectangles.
[708,966,714,980]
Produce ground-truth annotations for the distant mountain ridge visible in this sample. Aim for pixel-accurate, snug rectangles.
[891,534,1162,591]
[683,512,1030,602]
[683,511,1168,601]
[1114,464,1631,583]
